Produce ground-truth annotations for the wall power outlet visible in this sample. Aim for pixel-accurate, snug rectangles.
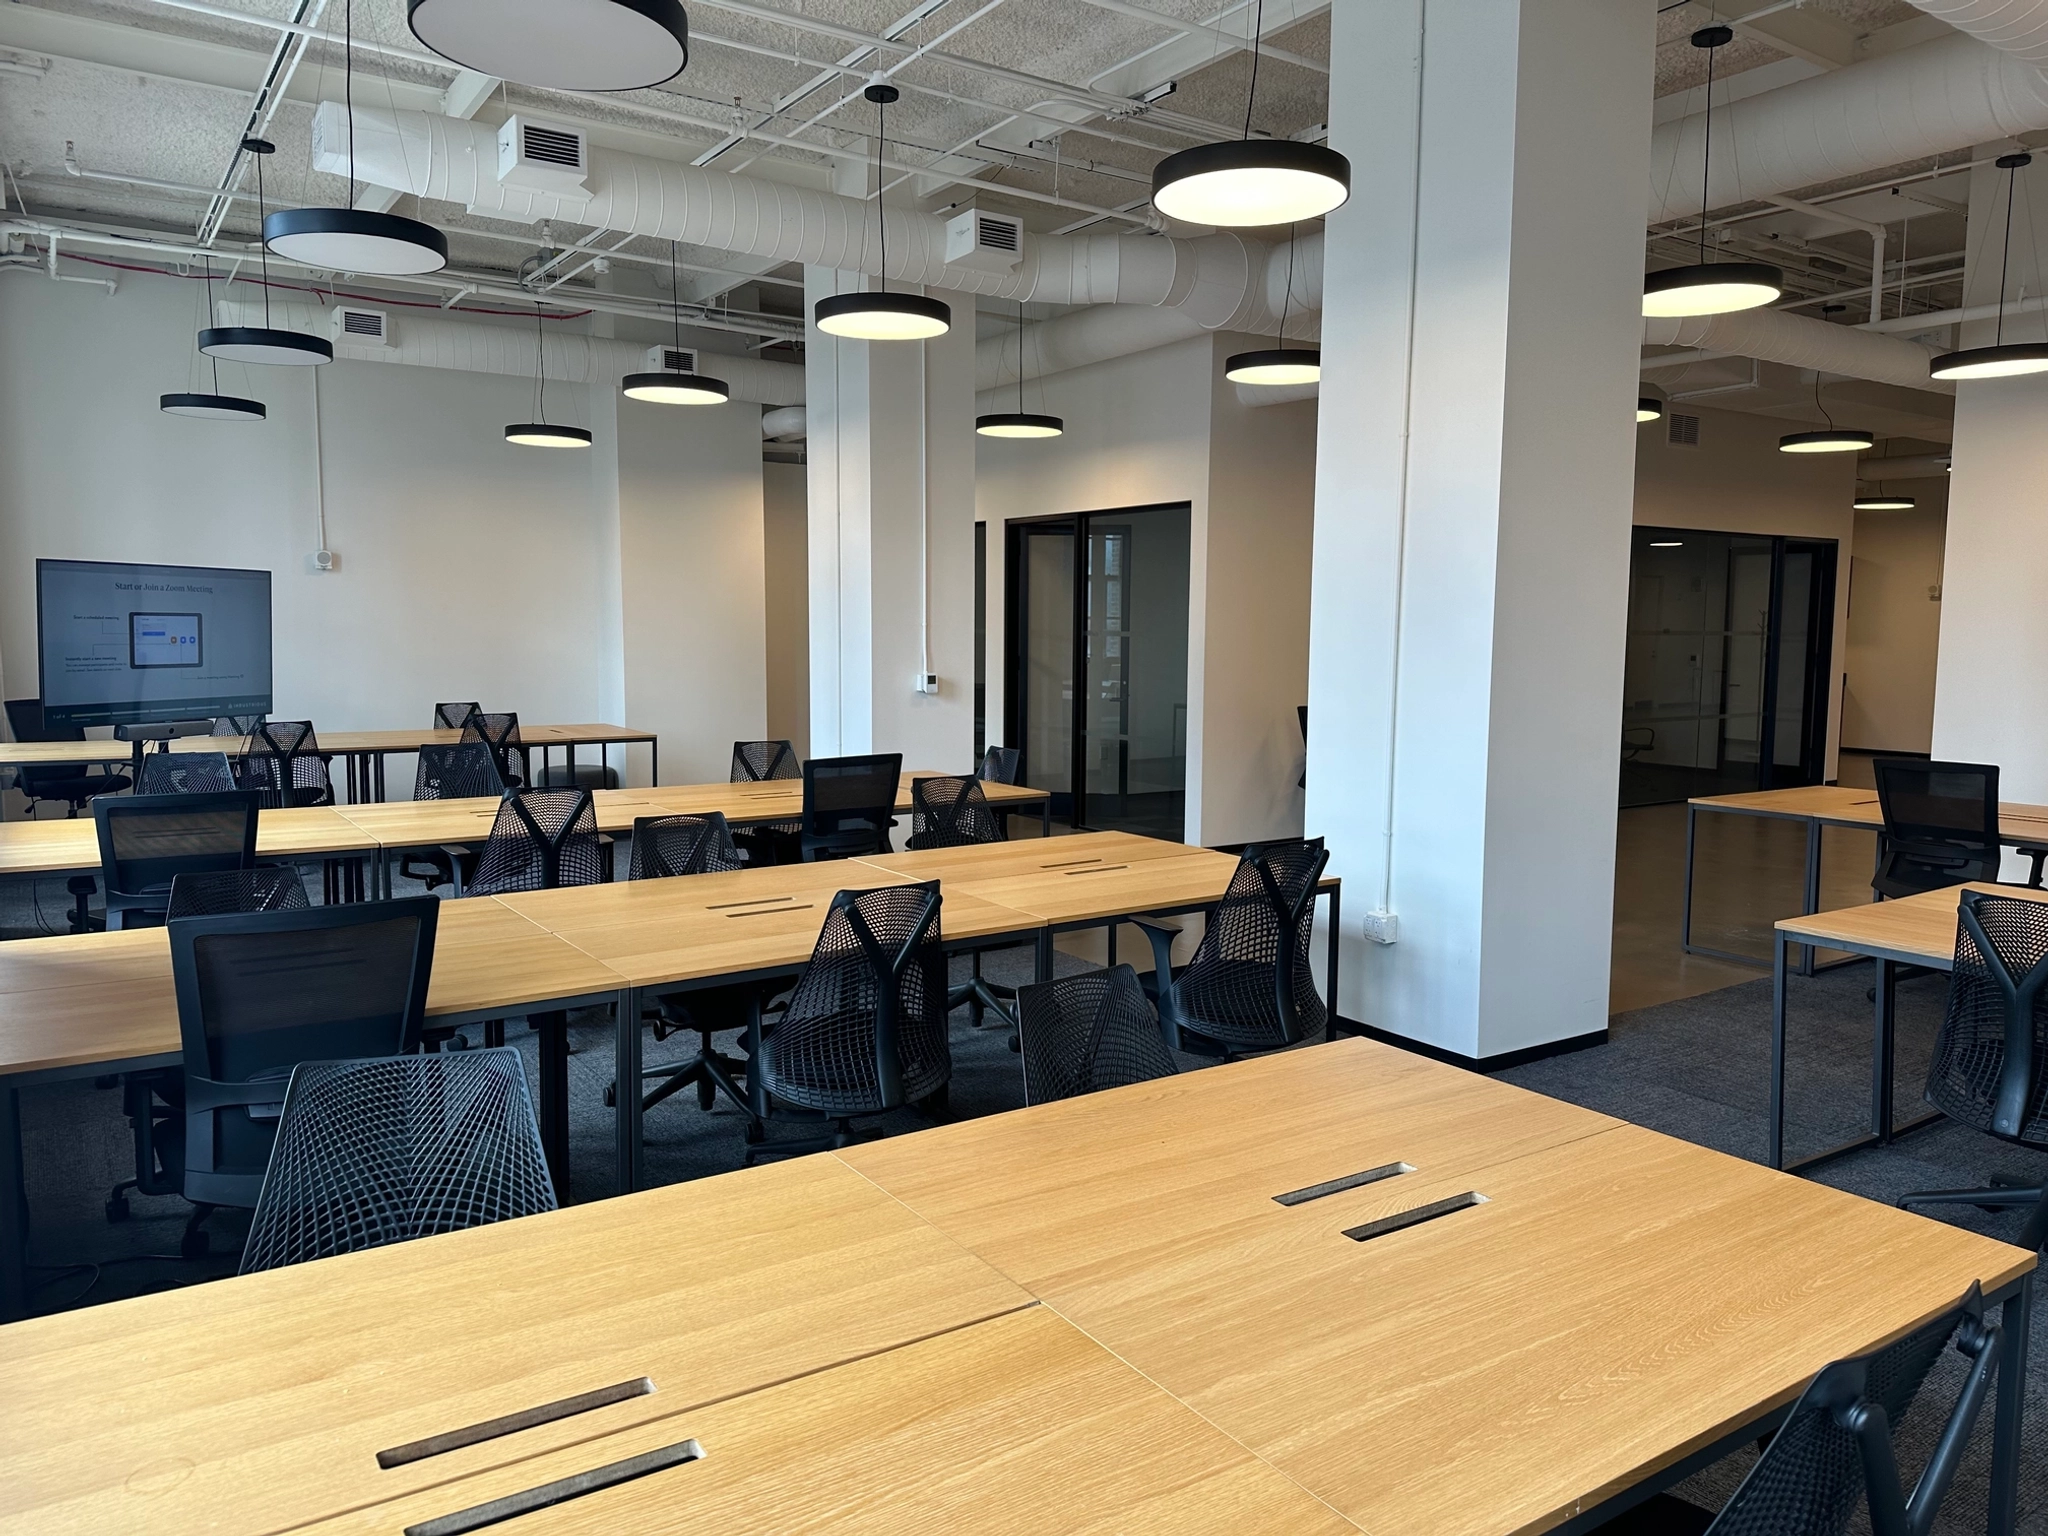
[1360,909,1399,945]
[912,673,940,695]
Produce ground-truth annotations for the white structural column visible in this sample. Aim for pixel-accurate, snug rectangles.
[1305,0,1652,1061]
[1931,153,2048,811]
[804,266,978,767]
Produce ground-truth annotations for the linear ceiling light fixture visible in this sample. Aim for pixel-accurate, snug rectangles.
[1779,375,1871,453]
[198,139,332,366]
[409,0,687,91]
[164,256,266,420]
[977,299,1063,437]
[1227,221,1319,384]
[623,242,730,404]
[1642,24,1782,318]
[264,0,448,276]
[814,83,951,341]
[1637,384,1666,423]
[506,301,592,447]
[1151,0,1348,227]
[1931,153,2048,379]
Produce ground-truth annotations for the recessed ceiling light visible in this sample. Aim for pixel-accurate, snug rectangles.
[408,0,689,91]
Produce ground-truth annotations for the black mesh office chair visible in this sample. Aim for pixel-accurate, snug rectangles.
[744,882,948,1158]
[241,720,335,809]
[1602,1285,2001,1536]
[977,745,1021,785]
[465,788,603,896]
[628,811,743,880]
[212,714,266,736]
[1869,758,2032,898]
[729,739,802,865]
[239,1049,554,1274]
[1017,965,1177,1106]
[137,750,238,795]
[799,753,903,861]
[399,742,504,893]
[462,711,526,790]
[5,697,131,815]
[162,896,439,1256]
[93,791,260,929]
[102,865,311,1226]
[1135,837,1330,1057]
[1895,890,2048,1250]
[907,775,1004,848]
[434,701,482,731]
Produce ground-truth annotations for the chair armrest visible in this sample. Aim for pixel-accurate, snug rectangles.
[1130,917,1182,978]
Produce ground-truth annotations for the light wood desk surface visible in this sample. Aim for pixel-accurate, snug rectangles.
[1692,783,2048,842]
[1776,880,2048,968]
[0,1156,1033,1536]
[0,806,371,878]
[856,827,1196,883]
[295,1306,1355,1536]
[623,771,1049,824]
[0,740,134,768]
[878,844,1245,927]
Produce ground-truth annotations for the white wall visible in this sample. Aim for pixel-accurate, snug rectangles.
[1843,497,1946,754]
[762,461,810,757]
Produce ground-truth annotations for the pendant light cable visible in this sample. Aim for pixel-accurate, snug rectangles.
[345,0,357,206]
[1697,24,1717,266]
[1279,219,1295,342]
[534,299,546,423]
[1998,158,2018,346]
[206,257,221,393]
[1814,373,1833,431]
[670,240,683,352]
[253,153,272,328]
[1242,0,1263,141]
[875,88,888,297]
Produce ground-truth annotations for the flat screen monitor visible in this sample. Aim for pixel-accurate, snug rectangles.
[36,558,273,727]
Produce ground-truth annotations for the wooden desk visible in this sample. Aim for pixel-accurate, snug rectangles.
[626,770,1053,836]
[0,740,134,768]
[316,722,659,802]
[1767,882,2048,1172]
[293,1307,1354,1536]
[843,1041,2037,1536]
[0,805,373,881]
[0,1157,1034,1536]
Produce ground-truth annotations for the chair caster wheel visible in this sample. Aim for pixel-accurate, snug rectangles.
[180,1229,209,1260]
[744,1122,765,1144]
[105,1197,130,1223]
[698,1079,716,1110]
[1007,1031,1020,1053]
[603,1083,618,1108]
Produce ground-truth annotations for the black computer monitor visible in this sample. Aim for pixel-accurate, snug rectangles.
[36,559,273,727]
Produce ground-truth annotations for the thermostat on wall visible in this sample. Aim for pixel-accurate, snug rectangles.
[306,549,340,573]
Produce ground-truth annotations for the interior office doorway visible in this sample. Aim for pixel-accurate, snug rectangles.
[1005,504,1191,837]
[1620,526,1837,808]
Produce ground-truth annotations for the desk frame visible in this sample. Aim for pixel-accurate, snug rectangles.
[1683,798,1845,978]
[337,731,660,804]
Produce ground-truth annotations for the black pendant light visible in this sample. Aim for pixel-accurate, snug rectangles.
[409,0,687,91]
[165,258,267,420]
[1637,384,1666,423]
[623,242,730,404]
[814,84,951,340]
[1854,489,1917,510]
[1643,25,1782,318]
[1779,375,1871,453]
[1931,153,2048,379]
[506,301,592,447]
[1152,0,1348,227]
[977,300,1063,438]
[198,139,333,366]
[1227,221,1318,383]
[264,0,447,276]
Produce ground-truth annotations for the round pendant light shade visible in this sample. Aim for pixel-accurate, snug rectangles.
[1637,388,1666,423]
[1642,262,1783,318]
[622,371,729,404]
[814,289,952,340]
[264,208,449,276]
[1779,428,1873,454]
[1929,341,2048,380]
[197,325,332,365]
[160,392,266,421]
[1225,346,1321,385]
[408,0,687,90]
[1151,139,1350,228]
[1854,492,1916,509]
[976,412,1064,439]
[505,422,593,447]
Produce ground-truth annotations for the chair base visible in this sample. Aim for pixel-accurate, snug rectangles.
[1900,1179,2048,1250]
[948,974,1016,1029]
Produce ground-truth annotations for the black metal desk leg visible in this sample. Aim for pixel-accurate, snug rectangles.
[1041,798,1050,837]
[1681,802,1699,953]
[1035,928,1053,984]
[1770,930,1789,1170]
[1798,817,1823,977]
[615,986,644,1195]
[0,1085,25,1322]
[1872,958,1895,1143]
[566,744,578,788]
[1326,882,1342,1038]
[533,1013,570,1204]
[651,741,658,787]
[1988,1277,2033,1536]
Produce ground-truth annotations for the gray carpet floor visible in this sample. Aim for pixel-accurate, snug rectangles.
[7,868,2045,1531]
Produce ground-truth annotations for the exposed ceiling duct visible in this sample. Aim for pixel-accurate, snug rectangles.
[1643,308,1954,394]
[1907,0,2048,68]
[214,299,805,405]
[762,405,806,441]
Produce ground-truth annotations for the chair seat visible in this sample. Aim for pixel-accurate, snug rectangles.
[1168,957,1328,1050]
[757,1009,948,1116]
[21,770,130,803]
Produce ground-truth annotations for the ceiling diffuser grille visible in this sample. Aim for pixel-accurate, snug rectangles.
[1668,412,1701,447]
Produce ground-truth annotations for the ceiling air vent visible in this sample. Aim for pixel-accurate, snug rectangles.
[943,208,1024,273]
[643,345,699,375]
[1667,412,1701,448]
[497,116,590,196]
[333,306,389,346]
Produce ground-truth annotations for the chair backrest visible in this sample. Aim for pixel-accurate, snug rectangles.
[166,866,309,920]
[461,711,525,787]
[1018,964,1177,1106]
[1176,837,1331,1048]
[800,752,903,856]
[243,720,331,809]
[1702,1284,1999,1536]
[466,788,602,895]
[976,745,1021,785]
[629,812,743,879]
[412,741,504,802]
[1872,758,2002,897]
[731,739,800,783]
[94,791,260,900]
[433,701,482,731]
[168,897,440,1207]
[907,775,1004,849]
[6,697,90,793]
[212,714,266,736]
[1924,890,2048,1146]
[239,1049,555,1274]
[138,750,238,796]
[766,883,948,1113]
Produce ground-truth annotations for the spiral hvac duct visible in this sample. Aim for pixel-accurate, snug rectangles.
[214,299,806,405]
[761,406,807,441]
[1908,0,2048,69]
[315,104,1318,334]
[1649,32,2048,224]
[1642,309,1954,393]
